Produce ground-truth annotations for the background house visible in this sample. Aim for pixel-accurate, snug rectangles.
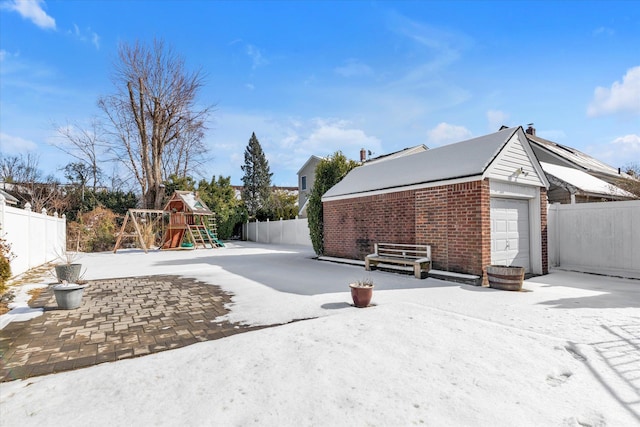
[297,145,428,218]
[540,161,635,204]
[0,189,18,207]
[524,125,637,203]
[321,127,549,282]
[296,155,323,218]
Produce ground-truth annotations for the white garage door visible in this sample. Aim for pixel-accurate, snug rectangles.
[490,198,530,272]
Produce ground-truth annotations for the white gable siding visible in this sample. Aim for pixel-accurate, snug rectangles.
[297,157,322,217]
[485,134,545,187]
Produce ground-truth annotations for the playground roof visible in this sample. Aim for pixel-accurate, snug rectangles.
[164,191,213,215]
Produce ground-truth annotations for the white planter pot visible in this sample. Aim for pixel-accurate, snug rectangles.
[53,284,86,309]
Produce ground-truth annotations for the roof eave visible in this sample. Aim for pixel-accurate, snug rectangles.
[322,173,484,202]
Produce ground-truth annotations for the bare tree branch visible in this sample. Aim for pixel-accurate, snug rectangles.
[98,38,213,209]
[52,118,106,190]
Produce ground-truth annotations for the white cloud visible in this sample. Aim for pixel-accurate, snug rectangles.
[69,23,100,49]
[486,110,509,131]
[299,118,381,156]
[334,59,373,78]
[3,0,56,30]
[245,83,255,91]
[612,134,640,152]
[206,112,381,185]
[386,10,472,77]
[246,44,267,69]
[0,132,38,153]
[91,32,100,49]
[587,66,640,117]
[593,26,614,37]
[426,122,472,147]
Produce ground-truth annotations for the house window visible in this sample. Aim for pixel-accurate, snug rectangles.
[301,176,307,190]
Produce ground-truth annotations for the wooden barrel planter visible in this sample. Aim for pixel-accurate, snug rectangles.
[486,265,525,291]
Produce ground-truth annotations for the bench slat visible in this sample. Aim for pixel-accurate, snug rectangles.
[366,243,431,279]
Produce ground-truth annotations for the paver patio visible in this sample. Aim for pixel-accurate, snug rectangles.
[0,275,268,382]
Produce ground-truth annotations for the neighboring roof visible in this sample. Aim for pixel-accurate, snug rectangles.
[323,127,520,199]
[365,144,428,165]
[298,198,309,216]
[166,190,213,214]
[0,188,19,205]
[527,133,624,179]
[297,155,324,175]
[541,162,635,198]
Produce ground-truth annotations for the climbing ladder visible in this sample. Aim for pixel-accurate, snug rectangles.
[187,224,216,249]
[206,214,225,247]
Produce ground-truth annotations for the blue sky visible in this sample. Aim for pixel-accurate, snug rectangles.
[1,0,639,188]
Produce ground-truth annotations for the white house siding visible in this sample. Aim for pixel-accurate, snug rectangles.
[297,156,322,218]
[485,133,545,187]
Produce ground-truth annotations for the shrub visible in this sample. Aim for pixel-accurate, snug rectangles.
[0,227,15,294]
[67,206,118,252]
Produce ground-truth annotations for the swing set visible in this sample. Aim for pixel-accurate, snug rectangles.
[113,191,224,253]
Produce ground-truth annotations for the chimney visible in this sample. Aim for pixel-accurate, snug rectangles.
[360,148,367,162]
[526,123,536,135]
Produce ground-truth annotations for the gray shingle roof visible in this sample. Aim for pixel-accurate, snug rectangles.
[323,127,518,199]
[527,134,621,178]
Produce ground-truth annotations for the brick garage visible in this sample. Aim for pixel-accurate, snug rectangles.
[322,127,550,280]
[324,179,548,279]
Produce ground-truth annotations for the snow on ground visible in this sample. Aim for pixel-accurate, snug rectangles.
[1,242,639,426]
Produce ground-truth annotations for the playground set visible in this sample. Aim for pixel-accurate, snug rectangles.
[113,191,224,253]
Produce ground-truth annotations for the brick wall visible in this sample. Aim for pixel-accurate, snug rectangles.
[415,180,490,276]
[323,179,546,279]
[323,180,490,276]
[323,190,415,259]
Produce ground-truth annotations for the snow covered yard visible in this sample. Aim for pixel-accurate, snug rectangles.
[1,242,638,426]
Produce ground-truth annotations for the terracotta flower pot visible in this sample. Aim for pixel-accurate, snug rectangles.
[349,283,374,308]
[486,265,525,291]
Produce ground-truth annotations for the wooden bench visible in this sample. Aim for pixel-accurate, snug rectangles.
[365,243,432,279]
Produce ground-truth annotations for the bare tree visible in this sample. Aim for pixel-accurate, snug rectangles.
[0,153,40,185]
[28,176,63,213]
[618,162,640,197]
[53,118,105,191]
[98,38,212,209]
[0,154,63,212]
[162,120,210,179]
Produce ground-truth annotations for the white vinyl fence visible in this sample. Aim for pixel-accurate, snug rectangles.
[547,200,640,278]
[0,196,66,278]
[243,217,312,247]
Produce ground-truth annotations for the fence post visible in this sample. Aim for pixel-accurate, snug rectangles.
[61,214,67,254]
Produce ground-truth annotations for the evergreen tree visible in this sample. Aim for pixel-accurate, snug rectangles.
[241,132,273,217]
[198,175,248,240]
